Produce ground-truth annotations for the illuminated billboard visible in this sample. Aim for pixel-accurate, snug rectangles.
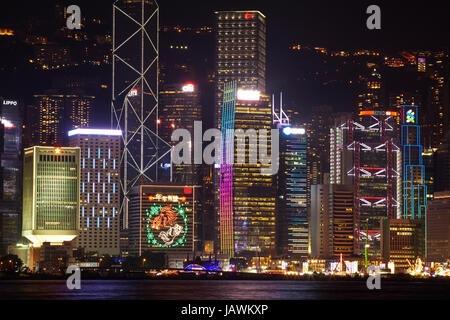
[359,110,399,117]
[128,185,201,255]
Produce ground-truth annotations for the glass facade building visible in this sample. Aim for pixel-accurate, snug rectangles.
[22,146,80,247]
[0,98,22,255]
[159,83,202,184]
[330,111,402,257]
[277,127,308,257]
[214,10,266,129]
[219,85,276,257]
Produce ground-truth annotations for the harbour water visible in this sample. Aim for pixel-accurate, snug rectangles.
[1,279,449,299]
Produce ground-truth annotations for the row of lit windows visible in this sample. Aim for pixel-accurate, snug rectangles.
[39,154,76,162]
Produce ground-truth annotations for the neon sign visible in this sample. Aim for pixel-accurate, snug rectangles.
[148,194,187,202]
[359,110,399,117]
[146,204,188,248]
[406,109,416,123]
[2,100,17,106]
[182,83,195,92]
[128,89,138,97]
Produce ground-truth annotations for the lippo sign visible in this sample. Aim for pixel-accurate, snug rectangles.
[2,100,18,106]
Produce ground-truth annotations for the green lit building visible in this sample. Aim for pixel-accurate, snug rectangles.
[22,146,80,247]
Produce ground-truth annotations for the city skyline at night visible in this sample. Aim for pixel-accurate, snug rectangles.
[0,0,450,305]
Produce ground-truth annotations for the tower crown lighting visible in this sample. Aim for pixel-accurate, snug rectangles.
[237,89,260,101]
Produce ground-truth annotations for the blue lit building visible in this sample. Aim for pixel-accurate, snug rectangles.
[277,126,308,257]
[401,105,427,220]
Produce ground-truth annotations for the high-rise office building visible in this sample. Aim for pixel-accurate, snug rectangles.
[400,105,427,220]
[277,126,308,257]
[434,140,450,193]
[22,146,80,247]
[356,63,383,115]
[214,10,266,129]
[128,184,201,257]
[32,91,93,146]
[303,106,333,186]
[0,98,22,255]
[310,184,356,259]
[330,110,402,257]
[219,84,276,257]
[426,192,450,262]
[68,129,121,256]
[112,0,164,230]
[381,218,425,271]
[159,83,202,184]
[423,55,449,148]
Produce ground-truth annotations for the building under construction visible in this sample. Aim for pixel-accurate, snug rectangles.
[330,110,402,257]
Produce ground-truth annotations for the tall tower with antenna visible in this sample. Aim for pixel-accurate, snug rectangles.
[112,0,170,228]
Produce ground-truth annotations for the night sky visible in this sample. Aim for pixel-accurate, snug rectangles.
[2,0,449,49]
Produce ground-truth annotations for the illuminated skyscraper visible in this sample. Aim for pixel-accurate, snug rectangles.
[277,126,308,257]
[128,184,201,257]
[22,146,80,247]
[356,63,383,115]
[214,10,266,129]
[0,98,22,255]
[219,84,276,257]
[159,83,202,184]
[32,91,93,146]
[112,0,168,229]
[68,129,121,256]
[401,105,427,220]
[381,218,425,271]
[330,110,402,257]
[310,184,356,259]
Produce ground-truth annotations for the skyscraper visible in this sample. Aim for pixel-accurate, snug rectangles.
[310,184,356,259]
[330,110,402,256]
[159,82,202,184]
[277,126,308,257]
[32,91,93,146]
[426,192,450,262]
[22,146,80,247]
[381,218,425,271]
[434,140,450,193]
[68,129,121,256]
[401,105,427,220]
[128,184,201,257]
[0,98,22,255]
[219,85,276,257]
[356,62,383,115]
[214,10,266,129]
[112,0,167,229]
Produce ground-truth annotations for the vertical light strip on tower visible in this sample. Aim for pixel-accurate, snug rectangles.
[219,81,236,256]
[111,0,171,228]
